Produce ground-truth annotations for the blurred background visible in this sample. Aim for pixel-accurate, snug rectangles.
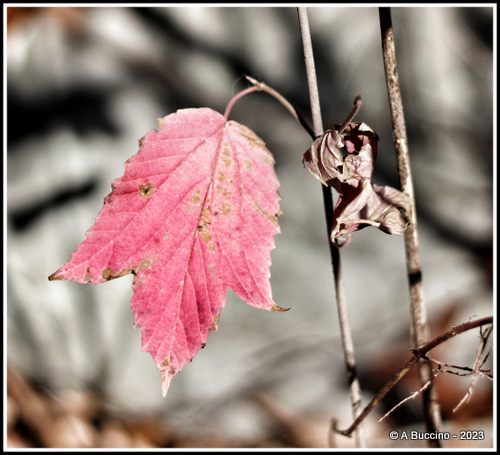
[6,6,494,448]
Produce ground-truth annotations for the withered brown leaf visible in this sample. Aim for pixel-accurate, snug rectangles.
[303,122,411,247]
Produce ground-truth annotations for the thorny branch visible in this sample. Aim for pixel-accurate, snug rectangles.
[335,316,493,438]
[378,7,441,446]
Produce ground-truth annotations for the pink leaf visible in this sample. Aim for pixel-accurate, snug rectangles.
[49,107,285,396]
[303,122,411,247]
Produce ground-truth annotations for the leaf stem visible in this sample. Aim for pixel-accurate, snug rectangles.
[337,94,362,134]
[224,85,259,120]
[245,76,315,138]
[297,7,365,449]
[379,7,442,445]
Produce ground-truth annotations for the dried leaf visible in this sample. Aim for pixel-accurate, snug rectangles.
[303,122,411,246]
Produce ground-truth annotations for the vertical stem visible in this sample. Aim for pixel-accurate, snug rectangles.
[297,7,365,448]
[379,7,442,445]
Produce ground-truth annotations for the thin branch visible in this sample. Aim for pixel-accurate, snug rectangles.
[379,377,434,423]
[431,358,493,379]
[452,323,493,413]
[379,7,442,446]
[336,316,492,437]
[297,8,323,137]
[415,317,493,355]
[297,7,365,449]
[428,324,494,381]
[337,94,362,134]
[245,75,315,138]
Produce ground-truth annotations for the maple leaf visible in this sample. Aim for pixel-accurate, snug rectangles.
[49,106,286,396]
[303,121,411,247]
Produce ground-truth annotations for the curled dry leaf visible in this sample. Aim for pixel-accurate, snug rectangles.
[303,122,411,247]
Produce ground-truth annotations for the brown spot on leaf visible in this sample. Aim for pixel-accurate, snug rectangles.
[197,224,212,243]
[102,267,132,281]
[210,312,221,331]
[262,152,275,166]
[244,158,253,171]
[129,258,154,277]
[252,200,279,227]
[216,185,231,199]
[160,357,172,368]
[139,183,154,199]
[221,142,232,167]
[102,268,114,280]
[239,124,265,148]
[157,117,167,131]
[197,206,213,243]
[221,201,231,215]
[138,135,146,148]
[190,189,201,205]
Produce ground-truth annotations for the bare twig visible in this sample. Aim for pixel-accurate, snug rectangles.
[297,7,365,448]
[336,316,492,437]
[382,322,493,423]
[378,7,441,446]
[431,357,493,379]
[337,94,362,134]
[378,378,434,423]
[429,324,493,382]
[296,9,323,136]
[451,323,493,413]
[245,76,314,138]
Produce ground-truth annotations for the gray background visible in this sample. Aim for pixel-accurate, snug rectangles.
[6,6,493,447]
